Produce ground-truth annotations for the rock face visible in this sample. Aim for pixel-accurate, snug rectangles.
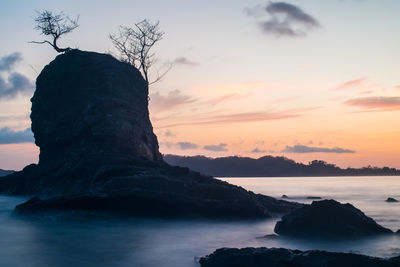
[274,199,392,239]
[0,50,299,217]
[32,49,162,169]
[199,247,400,267]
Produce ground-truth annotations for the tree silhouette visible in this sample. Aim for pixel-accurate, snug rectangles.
[109,19,169,85]
[31,10,79,53]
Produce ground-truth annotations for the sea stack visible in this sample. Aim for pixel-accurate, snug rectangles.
[0,50,299,217]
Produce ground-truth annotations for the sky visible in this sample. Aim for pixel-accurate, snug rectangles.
[0,0,399,170]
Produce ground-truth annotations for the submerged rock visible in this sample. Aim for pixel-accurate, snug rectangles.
[386,197,398,203]
[0,50,299,218]
[274,199,392,239]
[199,247,400,267]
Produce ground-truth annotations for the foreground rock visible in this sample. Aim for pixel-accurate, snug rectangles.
[386,197,398,203]
[0,50,299,218]
[274,199,392,239]
[199,247,400,267]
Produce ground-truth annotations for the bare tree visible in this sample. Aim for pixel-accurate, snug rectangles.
[31,10,79,53]
[109,19,169,85]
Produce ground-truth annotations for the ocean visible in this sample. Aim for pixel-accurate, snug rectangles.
[0,176,399,266]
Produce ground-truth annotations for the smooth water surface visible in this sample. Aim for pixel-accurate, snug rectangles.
[0,176,399,267]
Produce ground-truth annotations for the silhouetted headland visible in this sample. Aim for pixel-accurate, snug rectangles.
[0,50,299,217]
[164,155,400,177]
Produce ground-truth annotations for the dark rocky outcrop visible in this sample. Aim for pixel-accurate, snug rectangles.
[199,247,400,267]
[386,197,398,203]
[0,50,299,218]
[274,199,392,239]
[0,169,13,177]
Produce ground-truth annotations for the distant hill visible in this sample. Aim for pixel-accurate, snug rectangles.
[163,155,400,177]
[0,169,13,177]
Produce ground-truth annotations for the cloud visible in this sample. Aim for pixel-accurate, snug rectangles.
[246,2,320,37]
[344,96,400,111]
[150,90,197,113]
[0,53,34,100]
[173,57,199,66]
[282,144,355,153]
[159,141,173,148]
[154,107,318,128]
[164,129,175,137]
[176,141,199,150]
[0,127,34,144]
[0,53,22,71]
[335,77,367,90]
[0,114,30,123]
[396,85,400,90]
[251,147,267,153]
[203,143,228,152]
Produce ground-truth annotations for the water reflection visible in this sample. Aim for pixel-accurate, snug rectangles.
[0,176,399,266]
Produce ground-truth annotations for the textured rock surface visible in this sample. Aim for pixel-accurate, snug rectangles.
[274,199,392,239]
[0,50,299,217]
[199,247,400,267]
[32,49,162,169]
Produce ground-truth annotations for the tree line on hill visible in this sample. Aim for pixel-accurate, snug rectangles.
[163,155,400,177]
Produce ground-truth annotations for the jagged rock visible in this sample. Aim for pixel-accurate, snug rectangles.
[386,197,398,203]
[199,247,400,267]
[274,199,392,239]
[0,50,300,218]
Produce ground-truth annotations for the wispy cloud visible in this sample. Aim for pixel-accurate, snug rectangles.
[203,143,228,152]
[245,1,320,37]
[282,144,355,153]
[344,96,400,111]
[0,114,30,123]
[251,147,267,153]
[0,127,34,144]
[163,129,175,137]
[176,141,199,150]
[0,52,34,100]
[154,107,318,128]
[149,90,197,113]
[173,57,199,66]
[335,77,367,90]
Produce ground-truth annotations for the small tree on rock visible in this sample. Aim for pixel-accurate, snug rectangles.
[31,10,79,53]
[109,19,169,85]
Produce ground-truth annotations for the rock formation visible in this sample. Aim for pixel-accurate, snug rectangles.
[274,199,392,239]
[0,50,299,217]
[386,197,398,203]
[200,247,400,267]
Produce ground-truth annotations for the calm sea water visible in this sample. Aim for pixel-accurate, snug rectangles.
[0,176,399,267]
